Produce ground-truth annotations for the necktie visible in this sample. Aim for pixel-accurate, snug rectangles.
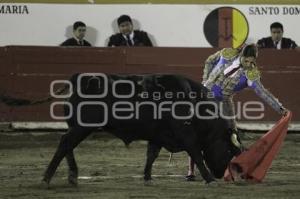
[126,35,133,46]
[225,65,241,78]
[274,41,279,49]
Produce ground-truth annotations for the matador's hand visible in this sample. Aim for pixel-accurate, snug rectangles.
[280,107,289,116]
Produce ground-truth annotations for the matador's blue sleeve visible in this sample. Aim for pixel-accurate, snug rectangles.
[202,51,221,84]
[248,79,284,114]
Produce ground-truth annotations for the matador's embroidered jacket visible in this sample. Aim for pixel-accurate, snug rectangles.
[202,48,284,114]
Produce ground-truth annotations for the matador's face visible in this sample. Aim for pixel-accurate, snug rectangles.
[240,56,256,70]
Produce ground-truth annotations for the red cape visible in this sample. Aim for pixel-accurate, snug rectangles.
[224,112,292,183]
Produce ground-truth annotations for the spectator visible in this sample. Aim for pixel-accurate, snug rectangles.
[61,21,92,46]
[257,22,297,49]
[108,15,153,47]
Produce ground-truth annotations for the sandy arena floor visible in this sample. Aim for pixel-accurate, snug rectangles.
[0,131,299,199]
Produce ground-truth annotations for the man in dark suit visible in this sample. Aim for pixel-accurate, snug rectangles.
[108,15,153,47]
[61,21,92,47]
[257,22,297,49]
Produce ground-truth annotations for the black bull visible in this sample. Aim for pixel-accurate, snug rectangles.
[1,73,239,185]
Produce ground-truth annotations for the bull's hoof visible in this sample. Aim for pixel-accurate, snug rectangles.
[144,180,153,186]
[68,176,78,187]
[40,179,50,189]
[204,176,216,184]
[143,175,153,186]
[185,175,196,181]
[206,180,218,186]
[143,175,152,181]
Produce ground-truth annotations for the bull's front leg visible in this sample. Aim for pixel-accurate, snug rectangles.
[169,120,215,183]
[188,150,215,183]
[143,142,161,182]
[181,129,215,183]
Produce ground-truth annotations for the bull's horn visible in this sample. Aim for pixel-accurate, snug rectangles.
[231,133,241,148]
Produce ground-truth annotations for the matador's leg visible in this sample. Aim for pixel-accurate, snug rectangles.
[221,97,242,150]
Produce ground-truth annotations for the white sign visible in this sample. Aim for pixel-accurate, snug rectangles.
[0,4,299,47]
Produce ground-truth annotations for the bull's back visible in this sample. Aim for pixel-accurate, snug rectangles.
[64,73,205,131]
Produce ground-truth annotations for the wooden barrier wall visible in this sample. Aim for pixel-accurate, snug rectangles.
[0,46,299,122]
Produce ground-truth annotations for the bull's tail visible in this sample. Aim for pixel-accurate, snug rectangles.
[0,86,69,106]
[168,153,173,164]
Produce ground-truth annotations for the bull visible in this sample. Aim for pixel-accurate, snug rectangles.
[0,73,239,186]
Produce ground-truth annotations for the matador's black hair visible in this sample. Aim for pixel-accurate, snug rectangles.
[241,44,258,58]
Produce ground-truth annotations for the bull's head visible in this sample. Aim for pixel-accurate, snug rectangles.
[202,124,240,178]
